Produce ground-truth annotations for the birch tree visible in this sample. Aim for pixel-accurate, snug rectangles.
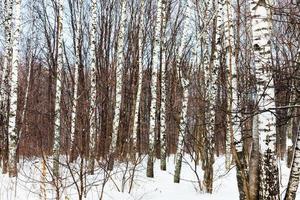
[53,0,64,177]
[88,0,97,173]
[159,0,168,171]
[0,0,13,173]
[7,0,21,177]
[173,0,192,183]
[146,0,167,178]
[224,0,249,198]
[70,0,83,158]
[131,0,145,157]
[285,123,300,200]
[108,0,127,170]
[202,0,218,193]
[250,0,279,198]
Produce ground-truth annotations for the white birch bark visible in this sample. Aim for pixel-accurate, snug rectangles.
[224,0,243,169]
[88,0,97,173]
[173,0,191,183]
[0,0,13,172]
[7,0,21,177]
[70,0,82,155]
[286,82,296,167]
[159,0,168,171]
[53,0,64,177]
[223,0,233,169]
[109,0,127,156]
[146,0,166,178]
[202,0,217,193]
[131,0,145,156]
[286,51,299,167]
[285,124,300,200]
[250,0,279,198]
[224,1,249,198]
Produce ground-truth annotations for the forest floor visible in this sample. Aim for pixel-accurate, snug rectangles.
[0,155,298,200]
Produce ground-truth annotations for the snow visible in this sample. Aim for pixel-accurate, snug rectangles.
[0,155,299,200]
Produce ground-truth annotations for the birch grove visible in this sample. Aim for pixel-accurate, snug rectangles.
[0,0,299,199]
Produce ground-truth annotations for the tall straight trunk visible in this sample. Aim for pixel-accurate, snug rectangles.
[286,50,299,167]
[224,0,249,198]
[202,0,217,193]
[88,0,97,174]
[224,0,232,170]
[53,0,64,177]
[146,0,166,178]
[286,85,296,168]
[250,0,279,198]
[173,0,191,183]
[285,123,300,200]
[7,0,21,177]
[159,0,168,171]
[131,0,145,157]
[0,0,13,174]
[108,0,127,170]
[70,0,82,159]
[213,0,224,160]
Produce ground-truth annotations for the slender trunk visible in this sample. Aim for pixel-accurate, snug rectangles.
[285,123,300,200]
[224,0,249,198]
[146,0,166,178]
[174,77,189,183]
[7,0,21,177]
[108,0,127,170]
[88,0,97,174]
[0,0,13,174]
[202,0,217,193]
[174,0,191,183]
[131,0,145,158]
[53,0,64,177]
[159,0,168,171]
[70,0,82,160]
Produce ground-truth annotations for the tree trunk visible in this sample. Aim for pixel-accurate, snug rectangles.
[7,0,21,177]
[88,0,97,174]
[70,0,82,161]
[52,0,64,177]
[159,0,168,171]
[0,0,13,174]
[285,123,300,200]
[173,0,191,183]
[108,0,127,170]
[224,0,249,198]
[131,0,145,158]
[250,0,279,198]
[146,0,166,178]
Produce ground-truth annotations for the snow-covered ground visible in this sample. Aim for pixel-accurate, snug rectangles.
[0,155,298,200]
